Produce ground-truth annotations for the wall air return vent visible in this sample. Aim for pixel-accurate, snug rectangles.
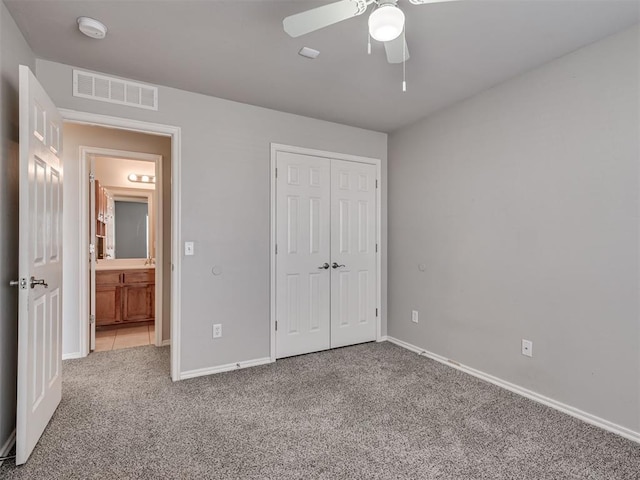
[73,69,158,111]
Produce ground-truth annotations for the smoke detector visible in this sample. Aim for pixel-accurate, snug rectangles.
[77,17,108,39]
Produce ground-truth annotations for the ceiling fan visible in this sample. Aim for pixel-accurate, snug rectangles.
[283,0,459,64]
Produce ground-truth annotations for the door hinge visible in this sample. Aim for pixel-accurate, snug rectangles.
[90,314,95,324]
[275,168,278,178]
[375,243,378,253]
[376,308,378,317]
[275,321,278,331]
[275,244,278,255]
[89,172,95,182]
[375,179,378,189]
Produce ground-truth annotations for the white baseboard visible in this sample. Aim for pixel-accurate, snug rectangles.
[0,429,16,466]
[179,357,273,380]
[385,336,640,444]
[161,339,171,347]
[62,352,83,360]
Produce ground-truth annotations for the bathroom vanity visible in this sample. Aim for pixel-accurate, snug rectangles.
[95,265,155,327]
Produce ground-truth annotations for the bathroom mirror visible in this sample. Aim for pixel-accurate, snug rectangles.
[102,187,155,261]
[114,198,149,259]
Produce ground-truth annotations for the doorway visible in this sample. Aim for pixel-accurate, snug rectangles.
[88,152,162,352]
[57,116,181,379]
[270,144,382,360]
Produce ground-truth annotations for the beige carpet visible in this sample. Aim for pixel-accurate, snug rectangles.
[1,342,638,479]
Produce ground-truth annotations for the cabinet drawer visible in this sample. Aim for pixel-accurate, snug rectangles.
[123,270,155,284]
[96,271,122,286]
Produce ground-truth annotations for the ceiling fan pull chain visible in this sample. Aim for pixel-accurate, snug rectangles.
[402,27,407,92]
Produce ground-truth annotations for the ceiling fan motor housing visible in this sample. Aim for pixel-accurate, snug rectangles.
[352,0,369,15]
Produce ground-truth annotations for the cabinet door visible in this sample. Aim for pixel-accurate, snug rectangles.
[122,285,154,322]
[96,286,122,326]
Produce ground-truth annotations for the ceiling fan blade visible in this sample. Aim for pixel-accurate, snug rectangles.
[384,35,410,64]
[408,0,461,4]
[283,0,368,38]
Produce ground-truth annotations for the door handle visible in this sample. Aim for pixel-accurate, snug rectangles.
[9,278,27,289]
[318,263,330,270]
[332,263,345,269]
[30,276,48,289]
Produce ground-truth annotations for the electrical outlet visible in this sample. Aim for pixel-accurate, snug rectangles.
[411,310,419,324]
[521,339,533,357]
[184,241,195,256]
[213,324,222,339]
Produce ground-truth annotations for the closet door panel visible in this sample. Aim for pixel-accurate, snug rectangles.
[276,152,331,358]
[330,160,377,348]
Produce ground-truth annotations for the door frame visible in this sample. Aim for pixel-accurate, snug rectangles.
[59,108,182,381]
[269,143,382,362]
[79,147,164,351]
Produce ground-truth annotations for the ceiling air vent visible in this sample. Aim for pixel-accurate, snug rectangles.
[73,69,158,111]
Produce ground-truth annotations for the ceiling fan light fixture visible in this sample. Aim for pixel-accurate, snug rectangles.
[368,4,405,42]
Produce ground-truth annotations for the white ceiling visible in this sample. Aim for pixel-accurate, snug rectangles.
[5,0,639,132]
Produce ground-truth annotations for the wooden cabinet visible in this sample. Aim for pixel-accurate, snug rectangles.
[96,286,121,325]
[95,180,111,239]
[122,285,154,322]
[95,180,103,237]
[95,268,155,327]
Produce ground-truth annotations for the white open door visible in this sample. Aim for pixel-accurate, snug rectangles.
[15,65,63,465]
[330,159,377,348]
[275,152,331,358]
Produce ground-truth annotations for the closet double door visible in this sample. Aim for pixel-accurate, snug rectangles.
[276,152,378,359]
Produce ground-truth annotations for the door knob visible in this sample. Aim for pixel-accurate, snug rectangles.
[318,263,330,270]
[30,276,48,289]
[332,262,345,269]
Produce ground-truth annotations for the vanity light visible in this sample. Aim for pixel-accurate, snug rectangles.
[128,173,156,184]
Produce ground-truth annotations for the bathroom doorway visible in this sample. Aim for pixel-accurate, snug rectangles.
[60,121,173,359]
[89,153,161,351]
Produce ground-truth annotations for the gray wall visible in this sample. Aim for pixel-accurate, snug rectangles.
[36,59,388,374]
[115,201,149,259]
[388,26,639,433]
[0,1,35,454]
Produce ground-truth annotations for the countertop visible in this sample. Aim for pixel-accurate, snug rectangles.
[95,262,156,271]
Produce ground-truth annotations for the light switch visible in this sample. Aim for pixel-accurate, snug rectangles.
[184,241,194,256]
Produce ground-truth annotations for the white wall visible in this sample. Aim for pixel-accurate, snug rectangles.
[0,1,35,454]
[388,25,639,434]
[62,123,172,353]
[37,60,388,373]
[95,156,155,190]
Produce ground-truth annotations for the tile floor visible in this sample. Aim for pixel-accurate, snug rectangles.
[95,323,155,351]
